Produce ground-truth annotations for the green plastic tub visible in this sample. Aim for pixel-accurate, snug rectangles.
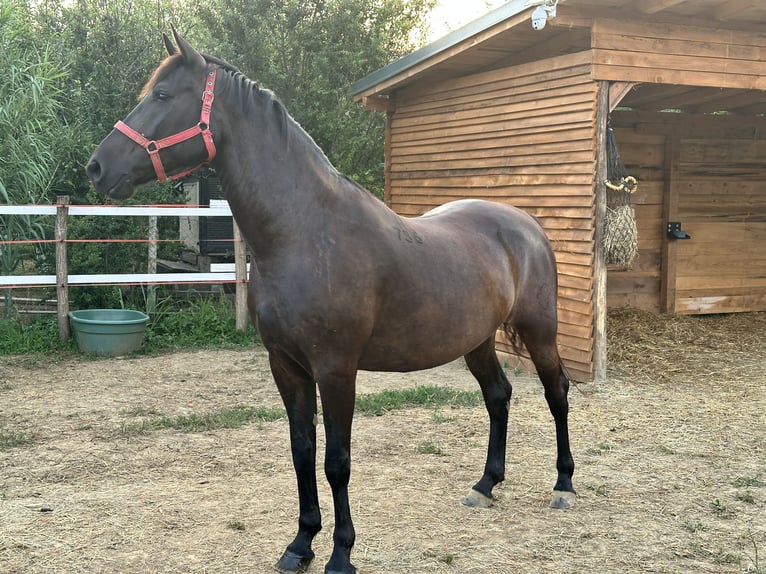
[69,309,150,356]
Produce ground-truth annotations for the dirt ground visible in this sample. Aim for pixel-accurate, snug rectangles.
[1,310,765,574]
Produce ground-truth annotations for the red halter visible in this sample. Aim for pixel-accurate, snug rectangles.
[114,64,217,183]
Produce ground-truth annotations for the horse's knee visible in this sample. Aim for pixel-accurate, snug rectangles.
[324,452,351,487]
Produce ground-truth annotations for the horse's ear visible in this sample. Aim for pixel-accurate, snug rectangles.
[163,33,177,56]
[171,27,206,70]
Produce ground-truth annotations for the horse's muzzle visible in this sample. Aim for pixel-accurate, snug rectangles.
[86,156,135,199]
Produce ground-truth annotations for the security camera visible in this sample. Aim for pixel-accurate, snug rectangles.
[526,0,558,30]
[531,5,547,30]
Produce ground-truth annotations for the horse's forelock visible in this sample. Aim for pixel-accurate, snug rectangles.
[139,54,184,100]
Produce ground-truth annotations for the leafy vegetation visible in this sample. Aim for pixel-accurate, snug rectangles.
[0,294,255,357]
[0,428,30,450]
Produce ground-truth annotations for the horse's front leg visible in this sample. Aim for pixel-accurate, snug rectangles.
[270,351,322,574]
[317,366,358,574]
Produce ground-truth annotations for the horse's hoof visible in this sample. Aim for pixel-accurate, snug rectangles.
[275,549,314,573]
[550,489,576,509]
[462,488,493,508]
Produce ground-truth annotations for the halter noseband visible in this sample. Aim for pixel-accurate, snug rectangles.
[114,64,217,183]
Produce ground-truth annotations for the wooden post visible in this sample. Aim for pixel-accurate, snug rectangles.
[660,135,680,314]
[384,107,394,207]
[55,196,70,341]
[147,215,158,315]
[232,220,247,331]
[592,81,610,383]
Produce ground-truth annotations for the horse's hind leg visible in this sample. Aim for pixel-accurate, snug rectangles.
[462,337,513,508]
[515,318,576,509]
[269,350,322,573]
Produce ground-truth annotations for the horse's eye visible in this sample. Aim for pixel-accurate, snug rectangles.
[154,90,170,102]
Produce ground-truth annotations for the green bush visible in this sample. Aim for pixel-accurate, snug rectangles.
[144,293,257,352]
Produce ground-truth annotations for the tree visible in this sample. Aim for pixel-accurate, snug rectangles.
[30,0,195,310]
[195,0,435,195]
[0,0,79,317]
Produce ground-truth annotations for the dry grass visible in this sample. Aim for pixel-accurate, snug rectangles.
[1,309,765,573]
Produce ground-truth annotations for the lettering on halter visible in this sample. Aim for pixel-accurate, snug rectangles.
[114,64,217,182]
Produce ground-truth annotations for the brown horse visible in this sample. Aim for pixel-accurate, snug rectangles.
[86,30,576,574]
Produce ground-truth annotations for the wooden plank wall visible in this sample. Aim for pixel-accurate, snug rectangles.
[675,138,766,313]
[592,18,766,90]
[389,51,598,381]
[608,110,766,315]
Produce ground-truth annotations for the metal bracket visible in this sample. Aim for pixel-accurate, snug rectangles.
[667,222,690,240]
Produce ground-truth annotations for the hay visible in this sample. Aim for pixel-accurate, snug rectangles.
[608,307,766,382]
[603,205,638,269]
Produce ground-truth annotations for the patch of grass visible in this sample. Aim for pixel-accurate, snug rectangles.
[713,551,741,566]
[732,475,766,488]
[710,498,735,519]
[355,385,482,416]
[431,411,454,424]
[736,491,756,504]
[656,445,677,455]
[440,553,455,565]
[683,520,708,533]
[585,443,613,456]
[120,406,164,418]
[0,429,30,450]
[226,520,246,531]
[120,405,285,435]
[585,483,609,497]
[416,441,445,456]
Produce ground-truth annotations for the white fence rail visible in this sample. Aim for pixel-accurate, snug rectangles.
[0,197,249,338]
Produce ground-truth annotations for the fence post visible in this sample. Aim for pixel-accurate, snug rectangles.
[147,215,158,315]
[232,220,247,331]
[55,196,70,341]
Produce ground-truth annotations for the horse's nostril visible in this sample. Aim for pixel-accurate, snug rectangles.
[86,158,102,182]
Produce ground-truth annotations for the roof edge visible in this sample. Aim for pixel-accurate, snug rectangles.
[350,0,530,99]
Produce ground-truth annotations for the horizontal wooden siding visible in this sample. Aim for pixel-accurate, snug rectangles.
[389,51,597,381]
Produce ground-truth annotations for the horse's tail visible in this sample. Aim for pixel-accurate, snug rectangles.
[501,321,524,356]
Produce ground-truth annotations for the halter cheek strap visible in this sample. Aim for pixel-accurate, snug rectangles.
[114,64,217,183]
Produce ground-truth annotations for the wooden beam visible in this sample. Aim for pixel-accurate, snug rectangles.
[609,82,636,111]
[638,0,687,15]
[713,0,759,21]
[593,81,609,382]
[361,95,394,112]
[548,13,593,28]
[660,135,680,314]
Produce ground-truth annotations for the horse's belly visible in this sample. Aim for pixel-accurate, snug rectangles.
[357,301,507,372]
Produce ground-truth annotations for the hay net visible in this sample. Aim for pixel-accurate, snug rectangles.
[603,118,638,270]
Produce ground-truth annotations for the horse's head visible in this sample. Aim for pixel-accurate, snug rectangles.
[87,30,217,199]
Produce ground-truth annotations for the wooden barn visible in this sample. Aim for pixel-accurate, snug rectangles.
[351,0,766,382]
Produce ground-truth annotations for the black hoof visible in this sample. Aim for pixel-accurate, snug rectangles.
[324,566,357,574]
[275,549,314,573]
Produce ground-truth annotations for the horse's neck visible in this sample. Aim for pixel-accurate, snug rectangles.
[213,87,340,259]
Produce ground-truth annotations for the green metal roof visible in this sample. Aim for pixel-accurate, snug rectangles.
[350,0,529,97]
